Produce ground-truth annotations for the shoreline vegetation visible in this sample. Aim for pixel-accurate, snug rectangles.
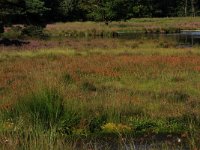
[46,17,200,37]
[1,17,200,40]
[0,18,200,149]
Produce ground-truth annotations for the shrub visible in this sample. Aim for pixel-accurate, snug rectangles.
[101,123,131,134]
[21,25,48,39]
[89,114,107,133]
[132,119,158,135]
[2,26,22,39]
[129,117,187,136]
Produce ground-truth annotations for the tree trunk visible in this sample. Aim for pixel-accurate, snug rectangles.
[185,0,188,16]
[191,0,195,17]
[0,21,4,33]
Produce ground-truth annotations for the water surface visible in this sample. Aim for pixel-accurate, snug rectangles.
[117,31,200,46]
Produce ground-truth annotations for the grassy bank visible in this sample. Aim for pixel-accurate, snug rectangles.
[46,17,200,37]
[2,17,200,39]
[0,38,200,149]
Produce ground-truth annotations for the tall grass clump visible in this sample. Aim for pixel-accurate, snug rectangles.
[62,73,74,84]
[2,88,80,133]
[81,81,97,92]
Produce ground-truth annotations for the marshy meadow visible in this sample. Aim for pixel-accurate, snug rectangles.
[1,17,200,149]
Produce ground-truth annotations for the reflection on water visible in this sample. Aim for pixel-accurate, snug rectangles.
[75,136,189,150]
[77,141,189,150]
[117,31,200,46]
[180,31,200,46]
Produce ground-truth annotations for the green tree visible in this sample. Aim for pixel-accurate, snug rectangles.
[57,0,77,16]
[57,0,83,20]
[25,0,48,14]
[82,0,134,21]
[24,0,49,26]
[0,0,49,32]
[104,0,134,21]
[0,0,24,33]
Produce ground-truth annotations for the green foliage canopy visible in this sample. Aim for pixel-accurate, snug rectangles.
[0,0,200,30]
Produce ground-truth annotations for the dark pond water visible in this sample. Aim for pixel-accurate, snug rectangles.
[117,30,200,46]
[76,137,189,150]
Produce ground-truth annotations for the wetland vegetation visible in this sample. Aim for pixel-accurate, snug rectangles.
[1,24,200,149]
[1,1,200,149]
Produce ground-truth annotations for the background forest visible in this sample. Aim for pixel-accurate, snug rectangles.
[0,0,200,27]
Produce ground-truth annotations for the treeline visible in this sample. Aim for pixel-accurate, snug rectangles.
[0,0,200,26]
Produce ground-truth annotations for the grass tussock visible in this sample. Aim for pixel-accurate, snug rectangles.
[1,88,80,134]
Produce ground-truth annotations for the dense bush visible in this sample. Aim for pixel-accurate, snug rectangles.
[21,25,48,39]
